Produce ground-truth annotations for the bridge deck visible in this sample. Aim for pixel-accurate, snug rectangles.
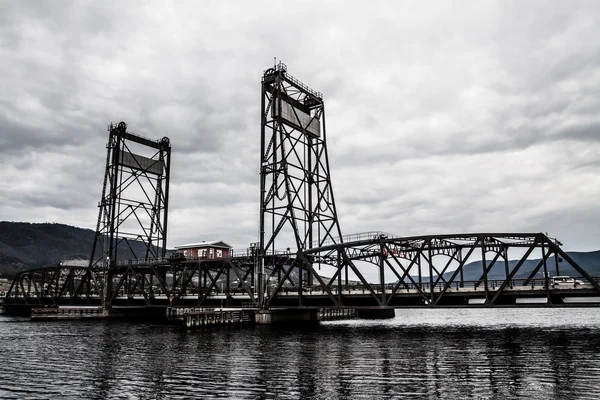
[4,281,599,311]
[4,232,600,315]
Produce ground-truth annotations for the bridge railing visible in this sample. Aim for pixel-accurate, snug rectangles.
[230,248,295,258]
[311,231,400,248]
[272,276,600,296]
[115,257,172,266]
[6,274,598,299]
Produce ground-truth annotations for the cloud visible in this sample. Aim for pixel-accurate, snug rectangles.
[1,0,600,254]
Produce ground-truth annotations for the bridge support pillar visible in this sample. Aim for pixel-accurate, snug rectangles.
[357,308,395,319]
[254,309,320,325]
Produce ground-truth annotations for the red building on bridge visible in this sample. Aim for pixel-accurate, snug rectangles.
[174,241,232,259]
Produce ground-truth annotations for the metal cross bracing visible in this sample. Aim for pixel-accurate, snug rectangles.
[259,62,343,307]
[3,254,292,309]
[88,122,171,307]
[4,232,600,310]
[253,64,600,309]
[89,122,172,268]
[270,232,600,308]
[5,65,600,315]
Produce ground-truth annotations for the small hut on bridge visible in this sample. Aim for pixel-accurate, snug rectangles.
[174,241,232,259]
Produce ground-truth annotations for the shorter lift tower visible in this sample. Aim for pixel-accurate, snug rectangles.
[259,62,343,306]
[89,122,171,307]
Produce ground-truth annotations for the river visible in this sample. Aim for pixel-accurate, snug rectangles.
[1,308,599,399]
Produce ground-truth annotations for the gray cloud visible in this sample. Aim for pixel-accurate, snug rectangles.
[1,0,600,253]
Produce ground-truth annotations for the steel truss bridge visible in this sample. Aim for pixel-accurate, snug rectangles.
[3,63,600,315]
[4,232,600,313]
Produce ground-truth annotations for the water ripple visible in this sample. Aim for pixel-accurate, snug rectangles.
[1,308,600,399]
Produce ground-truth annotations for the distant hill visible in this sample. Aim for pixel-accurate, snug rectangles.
[0,222,95,278]
[0,222,153,278]
[2,221,600,284]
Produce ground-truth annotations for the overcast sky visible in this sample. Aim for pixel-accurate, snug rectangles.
[1,0,600,252]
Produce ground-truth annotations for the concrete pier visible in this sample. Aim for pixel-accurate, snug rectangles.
[254,309,320,325]
[30,306,108,320]
[167,307,253,328]
[319,308,359,321]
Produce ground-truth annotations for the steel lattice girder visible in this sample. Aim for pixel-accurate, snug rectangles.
[258,63,345,308]
[288,232,600,307]
[4,233,600,309]
[88,122,171,271]
[4,256,295,308]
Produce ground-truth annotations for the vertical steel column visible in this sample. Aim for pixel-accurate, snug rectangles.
[554,239,561,277]
[307,135,313,288]
[418,256,422,288]
[337,249,343,304]
[226,263,231,306]
[258,63,344,309]
[160,138,171,258]
[480,236,489,302]
[345,263,349,288]
[258,71,267,309]
[380,242,386,303]
[504,247,509,282]
[459,250,464,287]
[542,242,551,303]
[428,245,434,302]
[299,259,304,307]
[107,127,121,268]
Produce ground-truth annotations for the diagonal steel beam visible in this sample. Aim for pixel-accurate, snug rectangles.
[523,252,553,285]
[174,263,200,300]
[303,253,341,307]
[108,268,131,304]
[421,250,448,286]
[477,250,503,284]
[227,260,255,299]
[489,238,539,305]
[342,254,383,306]
[432,248,460,289]
[545,236,600,293]
[386,245,430,304]
[198,263,227,305]
[433,240,479,306]
[383,256,430,305]
[387,245,424,300]
[150,264,171,298]
[265,257,301,309]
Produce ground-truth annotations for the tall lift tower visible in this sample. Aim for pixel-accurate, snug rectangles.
[89,122,171,305]
[259,62,343,305]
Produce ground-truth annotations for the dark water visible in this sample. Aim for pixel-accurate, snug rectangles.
[1,309,600,399]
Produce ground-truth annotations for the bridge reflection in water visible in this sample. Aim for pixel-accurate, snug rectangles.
[3,232,600,318]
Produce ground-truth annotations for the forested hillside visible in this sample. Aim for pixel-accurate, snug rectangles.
[0,222,95,277]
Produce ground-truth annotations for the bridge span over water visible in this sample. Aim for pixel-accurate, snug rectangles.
[3,64,599,321]
[4,232,600,318]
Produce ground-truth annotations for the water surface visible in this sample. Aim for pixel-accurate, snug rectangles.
[1,308,599,399]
